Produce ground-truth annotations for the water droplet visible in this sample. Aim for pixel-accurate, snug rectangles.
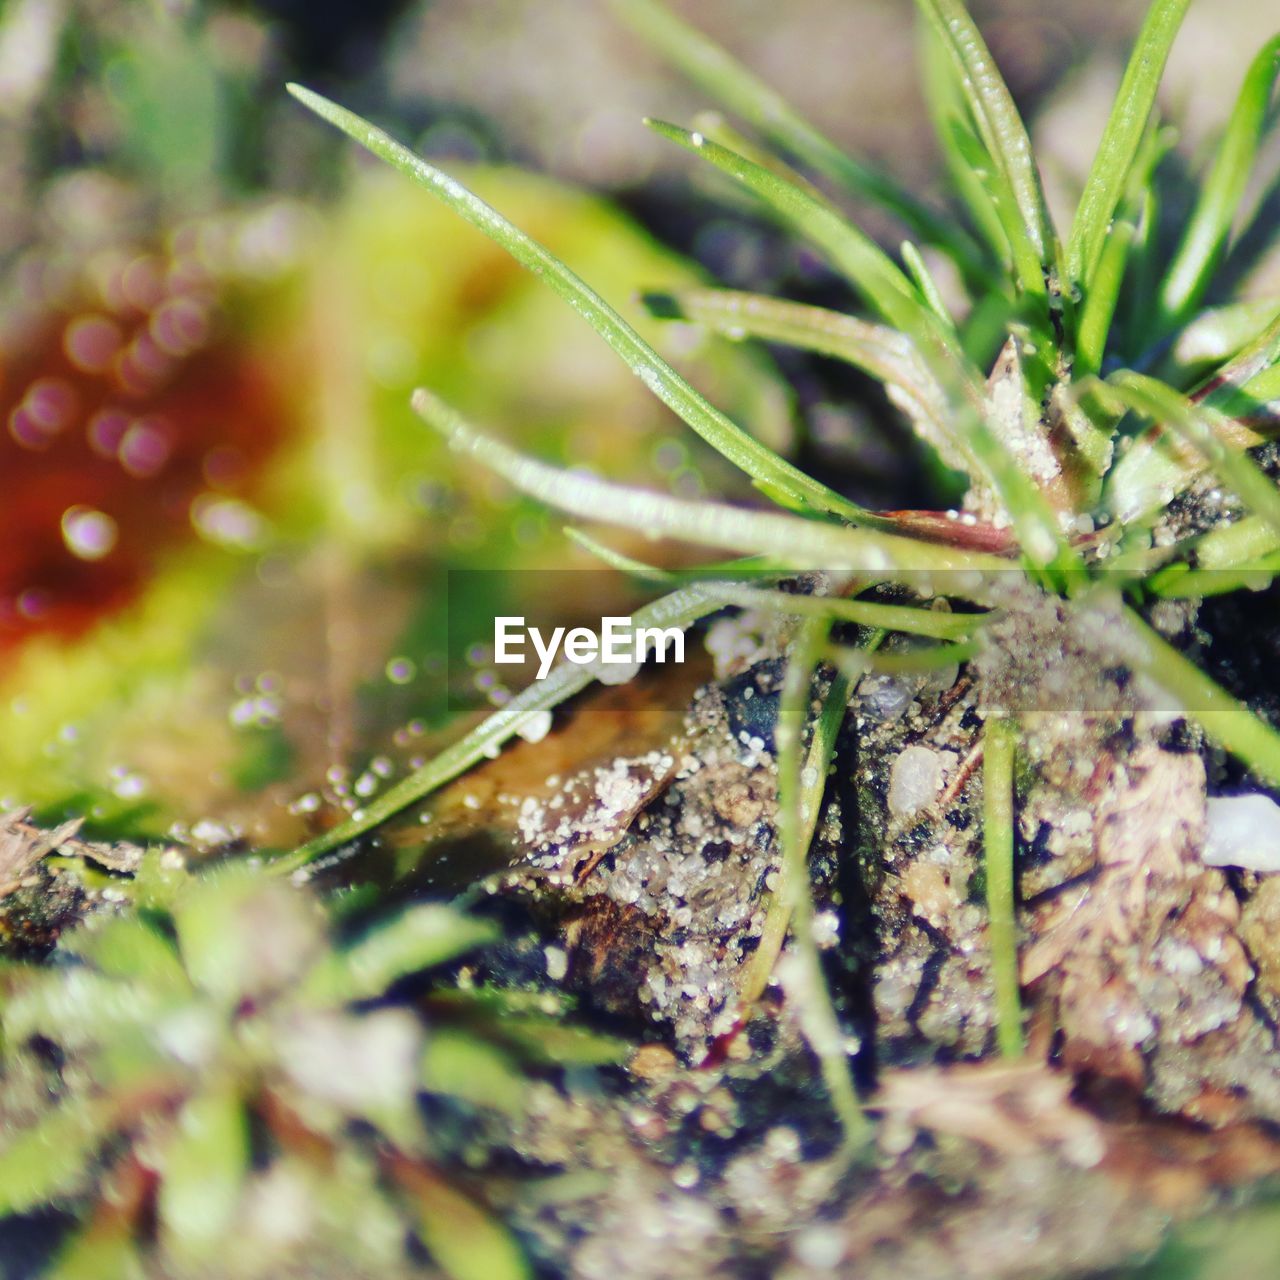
[63,314,122,373]
[191,494,268,551]
[516,708,553,744]
[385,656,416,684]
[60,505,118,561]
[118,417,172,477]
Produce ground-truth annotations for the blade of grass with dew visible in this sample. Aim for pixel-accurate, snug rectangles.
[563,526,777,583]
[1104,371,1280,540]
[1145,515,1280,593]
[274,584,724,873]
[1158,35,1280,333]
[1106,313,1280,518]
[645,119,927,336]
[1119,185,1162,357]
[1169,297,1280,375]
[1197,313,1280,422]
[639,286,1073,578]
[690,110,833,206]
[1076,220,1136,380]
[641,288,960,463]
[771,617,868,1148]
[286,85,862,523]
[914,0,1058,306]
[415,388,1014,585]
[1150,556,1280,599]
[1124,604,1280,789]
[563,528,679,583]
[983,717,1024,1059]
[696,581,988,641]
[432,383,1075,586]
[738,655,857,1007]
[1188,512,1280,571]
[1074,122,1174,377]
[901,241,958,332]
[830,639,979,677]
[918,21,1011,283]
[604,0,987,283]
[1066,0,1191,290]
[645,120,1077,573]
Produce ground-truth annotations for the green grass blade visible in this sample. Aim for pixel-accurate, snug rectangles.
[1076,218,1136,379]
[157,1087,250,1260]
[1099,311,1280,521]
[901,241,958,332]
[304,906,499,1004]
[771,618,868,1148]
[1146,519,1280,593]
[1075,121,1172,376]
[1118,186,1162,357]
[286,85,861,522]
[414,388,1014,583]
[696,581,988,641]
[564,528,680,583]
[831,638,978,675]
[1159,35,1280,332]
[982,717,1024,1059]
[405,1169,531,1280]
[640,129,1072,572]
[275,583,723,872]
[914,0,1057,301]
[1169,297,1280,374]
[1192,513,1280,572]
[0,1101,121,1215]
[1198,311,1280,414]
[642,287,959,459]
[739,658,855,1009]
[1150,552,1280,599]
[606,0,988,283]
[1066,0,1191,289]
[645,118,927,335]
[1104,371,1280,539]
[1125,604,1280,789]
[690,110,831,203]
[919,22,1011,280]
[564,527,776,583]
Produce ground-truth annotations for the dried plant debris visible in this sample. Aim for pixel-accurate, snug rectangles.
[0,808,143,889]
[0,807,148,950]
[498,1043,1280,1280]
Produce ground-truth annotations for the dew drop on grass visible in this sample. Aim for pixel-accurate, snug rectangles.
[516,708,554,744]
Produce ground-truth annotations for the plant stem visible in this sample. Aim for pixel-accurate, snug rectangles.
[1123,606,1280,789]
[982,718,1024,1059]
[772,619,869,1149]
[739,662,855,1006]
[273,586,723,874]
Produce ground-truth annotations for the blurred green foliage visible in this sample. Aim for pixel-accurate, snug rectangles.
[0,857,623,1277]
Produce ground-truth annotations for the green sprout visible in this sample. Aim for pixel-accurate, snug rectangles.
[285,0,1280,1086]
[0,860,622,1278]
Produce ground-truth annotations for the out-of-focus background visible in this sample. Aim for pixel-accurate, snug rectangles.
[0,0,1275,853]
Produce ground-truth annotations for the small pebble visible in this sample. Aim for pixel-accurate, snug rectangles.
[1203,793,1280,871]
[888,745,943,819]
